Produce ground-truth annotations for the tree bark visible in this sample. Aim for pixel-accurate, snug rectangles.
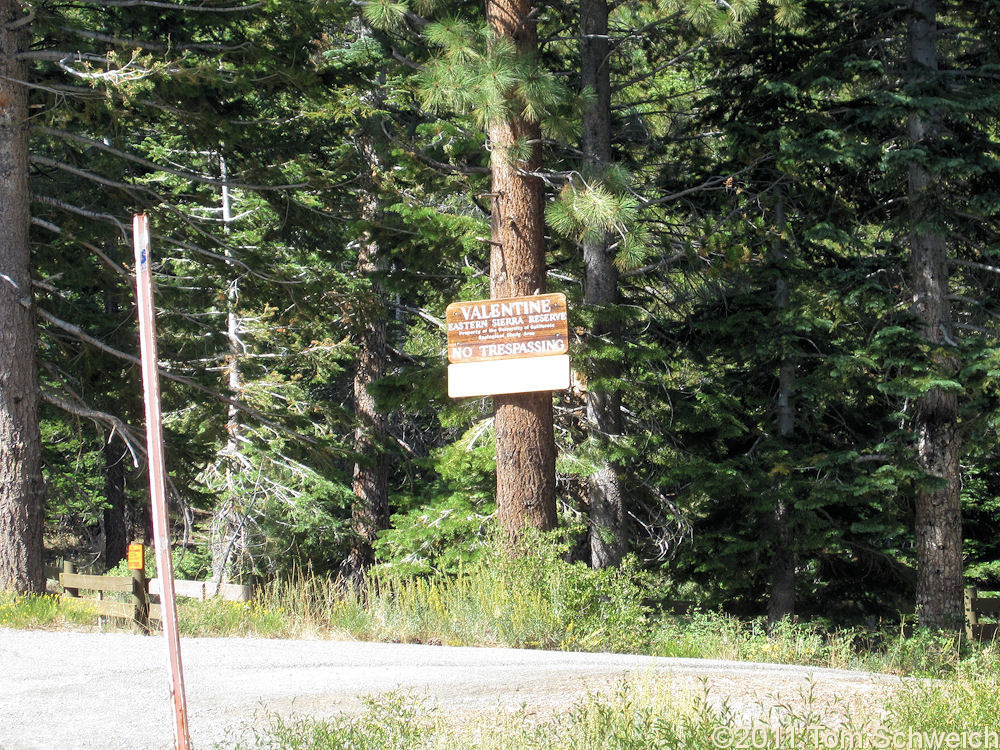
[340,137,389,588]
[486,0,558,544]
[581,0,627,568]
[127,477,152,547]
[0,0,43,594]
[100,280,128,568]
[768,189,796,626]
[906,0,963,630]
[102,440,129,567]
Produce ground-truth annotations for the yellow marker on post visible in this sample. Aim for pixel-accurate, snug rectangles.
[127,543,145,571]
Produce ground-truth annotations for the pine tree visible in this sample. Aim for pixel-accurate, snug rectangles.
[580,0,627,569]
[830,0,1000,627]
[485,0,557,541]
[0,0,43,593]
[640,3,916,617]
[361,0,569,545]
[340,127,391,588]
[9,0,361,580]
[905,0,962,630]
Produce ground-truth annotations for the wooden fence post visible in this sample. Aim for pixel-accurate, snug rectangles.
[133,567,150,634]
[63,561,78,598]
[965,586,979,640]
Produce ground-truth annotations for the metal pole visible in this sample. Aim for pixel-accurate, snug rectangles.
[133,213,192,750]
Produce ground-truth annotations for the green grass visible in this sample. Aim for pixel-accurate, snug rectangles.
[651,610,986,676]
[652,609,856,666]
[225,684,737,750]
[313,553,649,652]
[886,659,1000,734]
[17,538,1000,681]
[0,591,96,629]
[176,597,287,638]
[227,665,1000,750]
[239,540,652,653]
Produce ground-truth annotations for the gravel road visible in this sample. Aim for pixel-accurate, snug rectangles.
[0,628,897,749]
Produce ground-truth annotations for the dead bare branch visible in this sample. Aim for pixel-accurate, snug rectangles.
[37,306,317,446]
[37,129,307,190]
[40,390,145,467]
[62,0,260,12]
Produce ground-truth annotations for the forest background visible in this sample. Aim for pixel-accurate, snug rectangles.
[1,0,998,634]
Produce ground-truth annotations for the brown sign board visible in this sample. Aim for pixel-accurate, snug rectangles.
[446,293,568,364]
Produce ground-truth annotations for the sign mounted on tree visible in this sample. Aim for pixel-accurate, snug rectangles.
[446,292,569,363]
[446,293,570,398]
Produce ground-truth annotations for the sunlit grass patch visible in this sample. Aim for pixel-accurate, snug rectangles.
[885,659,1000,732]
[651,610,848,666]
[321,548,651,653]
[177,597,287,638]
[0,591,96,629]
[229,670,1000,750]
[246,536,651,653]
[650,609,994,677]
[230,694,432,750]
[225,679,867,750]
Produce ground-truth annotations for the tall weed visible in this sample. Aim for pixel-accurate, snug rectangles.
[228,680,861,750]
[324,536,651,652]
[652,610,854,667]
[177,597,286,637]
[885,655,1000,731]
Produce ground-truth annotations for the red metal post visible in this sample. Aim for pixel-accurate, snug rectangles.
[133,213,192,750]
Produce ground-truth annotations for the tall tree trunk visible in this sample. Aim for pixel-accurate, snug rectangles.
[340,137,389,588]
[102,440,128,567]
[0,0,43,593]
[767,188,796,625]
[100,280,129,569]
[906,0,963,630]
[127,467,153,546]
[581,0,627,568]
[486,0,557,544]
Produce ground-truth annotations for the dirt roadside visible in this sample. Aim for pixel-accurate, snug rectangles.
[0,628,901,749]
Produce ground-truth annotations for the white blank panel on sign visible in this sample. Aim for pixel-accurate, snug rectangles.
[448,355,570,398]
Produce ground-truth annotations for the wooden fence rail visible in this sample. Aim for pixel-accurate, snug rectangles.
[965,587,1000,642]
[58,561,250,634]
[60,561,151,632]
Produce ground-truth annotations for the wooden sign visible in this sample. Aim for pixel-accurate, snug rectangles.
[446,293,568,364]
[446,293,571,398]
[127,543,145,571]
